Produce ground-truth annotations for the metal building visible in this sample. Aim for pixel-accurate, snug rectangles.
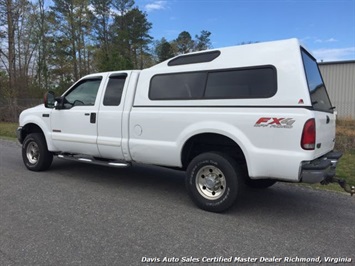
[319,60,355,119]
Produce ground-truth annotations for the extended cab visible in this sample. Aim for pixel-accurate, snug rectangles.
[17,38,345,212]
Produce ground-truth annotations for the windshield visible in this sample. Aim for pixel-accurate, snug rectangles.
[301,49,333,113]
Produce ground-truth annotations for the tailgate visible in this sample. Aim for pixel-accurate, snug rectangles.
[314,111,336,157]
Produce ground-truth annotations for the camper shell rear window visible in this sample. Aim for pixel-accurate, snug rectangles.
[301,49,333,113]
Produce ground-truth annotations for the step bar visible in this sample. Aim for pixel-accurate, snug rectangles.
[57,154,131,168]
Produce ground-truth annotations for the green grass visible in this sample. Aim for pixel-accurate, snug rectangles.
[0,122,17,139]
[335,119,355,152]
[1,121,354,193]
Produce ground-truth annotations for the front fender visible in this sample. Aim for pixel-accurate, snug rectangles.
[19,105,56,151]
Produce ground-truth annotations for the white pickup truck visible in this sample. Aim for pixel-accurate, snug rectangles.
[17,38,349,212]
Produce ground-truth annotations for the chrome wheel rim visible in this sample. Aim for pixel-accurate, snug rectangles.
[196,165,226,200]
[26,141,40,165]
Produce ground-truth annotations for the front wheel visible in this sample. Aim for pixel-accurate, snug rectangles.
[22,133,53,171]
[186,152,242,212]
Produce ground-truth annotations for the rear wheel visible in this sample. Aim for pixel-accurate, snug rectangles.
[22,133,53,171]
[186,152,242,212]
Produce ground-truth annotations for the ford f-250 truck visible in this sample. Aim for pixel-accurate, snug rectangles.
[17,39,354,212]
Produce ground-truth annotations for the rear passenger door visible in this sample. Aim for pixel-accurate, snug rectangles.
[97,73,128,160]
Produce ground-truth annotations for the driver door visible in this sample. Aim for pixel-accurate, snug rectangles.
[50,76,103,156]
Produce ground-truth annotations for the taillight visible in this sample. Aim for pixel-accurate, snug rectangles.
[301,118,316,150]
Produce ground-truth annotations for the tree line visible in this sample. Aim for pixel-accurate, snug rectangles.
[0,0,211,120]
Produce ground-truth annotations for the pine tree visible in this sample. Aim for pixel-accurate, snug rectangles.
[195,30,212,51]
[174,31,194,54]
[155,37,174,62]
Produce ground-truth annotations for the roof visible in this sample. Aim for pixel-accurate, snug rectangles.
[318,60,355,66]
[150,38,302,70]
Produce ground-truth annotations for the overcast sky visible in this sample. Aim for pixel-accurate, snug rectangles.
[135,0,355,62]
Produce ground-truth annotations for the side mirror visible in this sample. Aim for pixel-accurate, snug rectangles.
[44,91,55,108]
[54,96,65,110]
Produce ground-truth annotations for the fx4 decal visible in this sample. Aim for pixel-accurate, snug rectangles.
[254,117,296,129]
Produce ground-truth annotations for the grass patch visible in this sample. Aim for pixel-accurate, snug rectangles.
[0,122,17,139]
[335,119,355,152]
[337,151,355,183]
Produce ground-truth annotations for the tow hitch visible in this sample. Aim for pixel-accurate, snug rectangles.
[321,177,355,196]
[319,151,355,196]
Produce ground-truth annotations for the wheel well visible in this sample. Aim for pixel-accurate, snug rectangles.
[21,123,44,141]
[181,133,247,170]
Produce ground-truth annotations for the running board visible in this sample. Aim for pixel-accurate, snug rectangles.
[57,154,131,168]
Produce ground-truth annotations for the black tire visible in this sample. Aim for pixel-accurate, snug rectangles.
[245,178,277,189]
[22,133,53,171]
[186,152,242,212]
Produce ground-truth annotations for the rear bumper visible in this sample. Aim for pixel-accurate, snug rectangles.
[300,151,343,183]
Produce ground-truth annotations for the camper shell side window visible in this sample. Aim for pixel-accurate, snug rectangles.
[149,66,277,100]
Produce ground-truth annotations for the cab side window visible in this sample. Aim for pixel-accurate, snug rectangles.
[103,74,127,106]
[65,78,102,107]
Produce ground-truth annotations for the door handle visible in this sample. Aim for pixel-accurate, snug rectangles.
[326,115,330,124]
[90,113,96,124]
[84,113,90,116]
